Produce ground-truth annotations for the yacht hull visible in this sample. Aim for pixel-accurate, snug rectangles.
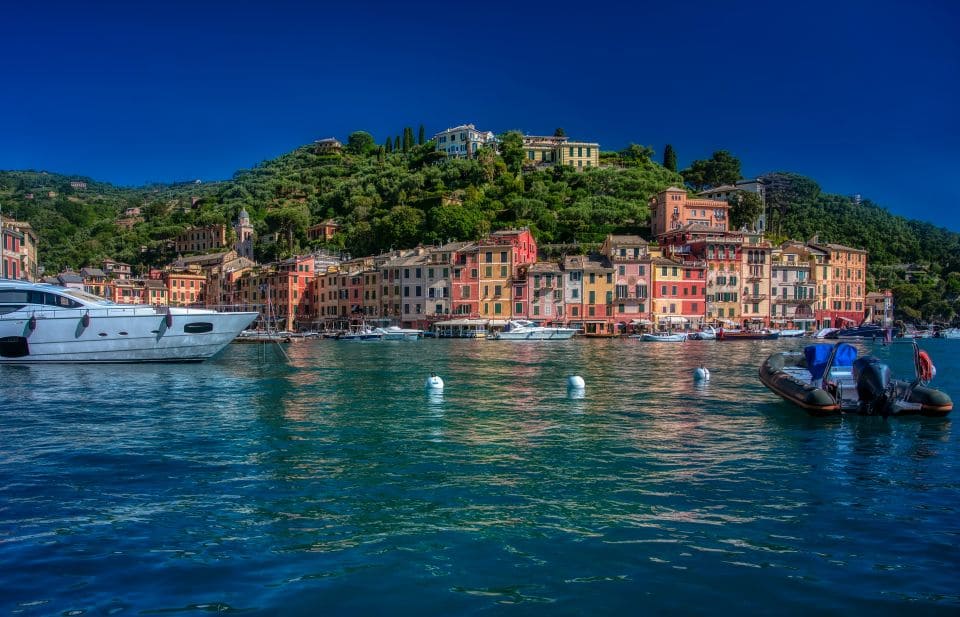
[0,310,257,363]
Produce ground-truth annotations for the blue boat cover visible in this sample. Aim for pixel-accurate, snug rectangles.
[805,343,858,380]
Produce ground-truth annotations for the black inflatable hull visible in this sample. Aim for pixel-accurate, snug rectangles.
[760,355,953,417]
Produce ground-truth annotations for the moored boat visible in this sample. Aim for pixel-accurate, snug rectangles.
[491,320,576,340]
[0,279,258,363]
[940,327,960,339]
[337,326,383,341]
[688,326,717,340]
[759,341,952,416]
[825,324,886,340]
[636,331,688,342]
[234,330,292,343]
[718,329,780,340]
[377,326,423,341]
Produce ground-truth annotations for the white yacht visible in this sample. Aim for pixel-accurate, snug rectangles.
[0,280,258,363]
[377,326,423,341]
[492,320,577,340]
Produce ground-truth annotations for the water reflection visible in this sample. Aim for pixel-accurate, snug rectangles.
[2,338,959,615]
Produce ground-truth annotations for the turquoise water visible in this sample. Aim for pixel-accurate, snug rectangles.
[1,338,958,615]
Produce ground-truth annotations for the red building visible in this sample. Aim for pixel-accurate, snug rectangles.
[650,257,707,329]
[450,245,480,317]
[1,226,23,279]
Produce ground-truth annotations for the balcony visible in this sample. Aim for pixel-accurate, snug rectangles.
[743,293,767,301]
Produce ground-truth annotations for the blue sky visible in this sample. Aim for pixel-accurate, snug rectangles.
[2,0,957,229]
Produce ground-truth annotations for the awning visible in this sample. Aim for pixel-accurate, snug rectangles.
[630,319,652,325]
[659,316,688,324]
[837,316,856,324]
[434,318,488,326]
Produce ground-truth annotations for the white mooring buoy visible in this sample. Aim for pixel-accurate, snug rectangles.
[425,373,444,390]
[567,375,586,389]
[693,364,711,381]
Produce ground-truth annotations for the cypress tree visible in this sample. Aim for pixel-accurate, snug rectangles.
[402,127,412,152]
[394,136,400,151]
[663,144,678,172]
[418,124,425,145]
[385,138,393,154]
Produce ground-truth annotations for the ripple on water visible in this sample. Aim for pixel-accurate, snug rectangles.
[1,339,958,615]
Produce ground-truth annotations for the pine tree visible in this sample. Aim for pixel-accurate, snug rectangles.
[663,144,678,172]
[418,124,425,145]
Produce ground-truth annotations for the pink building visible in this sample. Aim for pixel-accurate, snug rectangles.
[649,187,729,238]
[601,234,652,329]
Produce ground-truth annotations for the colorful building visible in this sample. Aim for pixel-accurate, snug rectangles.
[809,239,868,328]
[649,187,730,238]
[564,254,615,336]
[650,257,707,330]
[683,233,743,326]
[433,124,496,159]
[770,242,817,330]
[601,234,652,329]
[0,224,23,280]
[521,135,600,171]
[476,228,538,321]
[740,232,772,328]
[165,265,207,307]
[698,179,767,232]
[524,261,564,322]
[4,220,39,281]
[449,244,480,317]
[173,224,228,255]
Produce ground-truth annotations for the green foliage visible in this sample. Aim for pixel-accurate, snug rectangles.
[497,131,525,175]
[5,139,958,323]
[418,125,425,146]
[681,150,742,190]
[727,191,763,231]
[554,128,566,137]
[620,144,654,164]
[345,131,376,156]
[662,144,677,172]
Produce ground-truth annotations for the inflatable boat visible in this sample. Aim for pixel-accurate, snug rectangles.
[759,342,952,417]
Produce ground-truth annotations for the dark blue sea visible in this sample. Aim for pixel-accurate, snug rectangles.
[2,338,958,615]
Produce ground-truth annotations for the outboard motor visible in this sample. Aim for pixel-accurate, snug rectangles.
[853,356,892,415]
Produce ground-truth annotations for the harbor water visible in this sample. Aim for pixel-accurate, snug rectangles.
[1,338,958,615]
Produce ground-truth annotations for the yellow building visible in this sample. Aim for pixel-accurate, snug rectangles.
[522,135,600,171]
[808,238,868,327]
[477,242,513,319]
[563,254,615,335]
[557,141,600,170]
[741,232,772,327]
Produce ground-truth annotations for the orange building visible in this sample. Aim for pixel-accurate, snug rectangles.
[166,266,206,306]
[649,187,729,238]
[809,239,868,328]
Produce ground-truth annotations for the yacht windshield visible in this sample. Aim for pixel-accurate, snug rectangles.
[60,288,115,305]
